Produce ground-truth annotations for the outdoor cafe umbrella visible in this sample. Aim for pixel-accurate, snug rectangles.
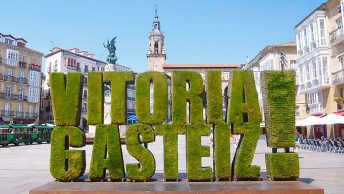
[299,116,324,126]
[321,113,344,125]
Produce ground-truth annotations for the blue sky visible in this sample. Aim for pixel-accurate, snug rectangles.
[1,0,324,72]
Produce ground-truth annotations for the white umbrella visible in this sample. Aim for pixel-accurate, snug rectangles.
[300,116,324,126]
[321,113,344,125]
[295,119,303,126]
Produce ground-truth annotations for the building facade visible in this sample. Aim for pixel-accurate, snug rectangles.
[43,47,107,130]
[0,33,43,124]
[42,47,135,132]
[295,0,344,116]
[243,42,306,128]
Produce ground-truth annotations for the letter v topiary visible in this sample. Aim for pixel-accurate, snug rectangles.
[50,73,83,126]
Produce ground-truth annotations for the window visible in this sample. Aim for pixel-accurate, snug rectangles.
[84,65,88,72]
[18,88,23,99]
[6,49,18,66]
[4,103,11,114]
[83,90,87,98]
[92,67,95,71]
[312,59,317,79]
[322,56,329,84]
[6,86,11,97]
[319,19,326,46]
[17,104,23,113]
[339,55,344,69]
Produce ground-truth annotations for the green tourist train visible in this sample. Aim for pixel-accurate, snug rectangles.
[0,124,54,147]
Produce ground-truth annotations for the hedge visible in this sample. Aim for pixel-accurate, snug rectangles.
[172,71,205,125]
[50,73,83,126]
[265,153,299,180]
[136,72,168,124]
[186,124,212,180]
[261,71,295,148]
[50,126,86,182]
[155,124,179,180]
[89,124,125,181]
[126,124,155,181]
[228,70,261,180]
[214,123,231,179]
[207,71,224,124]
[103,71,134,124]
[87,72,104,125]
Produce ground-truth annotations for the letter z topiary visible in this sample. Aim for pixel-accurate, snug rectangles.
[50,73,83,126]
[50,126,86,182]
[228,70,261,180]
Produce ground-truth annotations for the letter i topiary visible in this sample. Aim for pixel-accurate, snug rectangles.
[50,73,83,126]
[136,71,168,124]
[89,124,125,181]
[87,72,104,125]
[126,124,156,181]
[50,126,86,182]
[228,70,261,180]
[103,71,134,124]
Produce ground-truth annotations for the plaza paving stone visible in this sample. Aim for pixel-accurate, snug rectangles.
[0,136,343,194]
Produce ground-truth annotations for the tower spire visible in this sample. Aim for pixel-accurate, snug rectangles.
[155,4,158,16]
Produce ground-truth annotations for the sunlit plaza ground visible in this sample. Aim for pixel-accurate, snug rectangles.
[0,136,344,194]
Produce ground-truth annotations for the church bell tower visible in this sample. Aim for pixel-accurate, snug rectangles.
[147,8,166,72]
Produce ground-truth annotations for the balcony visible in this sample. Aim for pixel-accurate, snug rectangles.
[4,75,15,82]
[0,93,28,101]
[16,111,25,118]
[330,28,344,45]
[29,64,41,72]
[308,103,323,115]
[298,76,330,94]
[18,62,27,69]
[332,68,344,85]
[1,110,14,117]
[17,77,28,84]
[27,112,38,119]
[67,65,81,72]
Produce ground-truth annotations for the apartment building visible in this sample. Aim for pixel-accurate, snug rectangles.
[243,42,306,129]
[42,47,135,131]
[295,0,344,116]
[0,33,43,124]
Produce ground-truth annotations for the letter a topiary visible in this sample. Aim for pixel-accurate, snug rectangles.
[155,124,179,180]
[89,125,125,181]
[186,124,212,180]
[126,124,156,181]
[228,70,261,180]
[50,126,86,182]
[172,71,205,126]
[103,71,134,124]
[50,73,83,126]
[88,72,104,125]
[136,71,168,124]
